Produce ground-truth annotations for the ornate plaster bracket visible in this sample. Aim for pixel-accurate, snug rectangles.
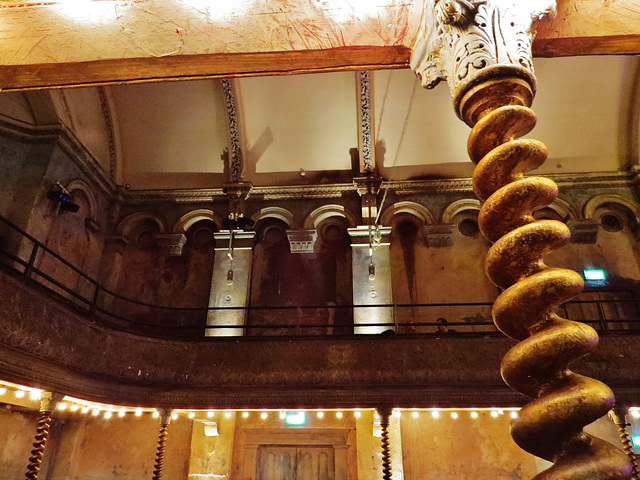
[222,78,244,183]
[410,0,556,124]
[567,219,599,244]
[286,229,318,254]
[424,224,456,247]
[154,233,187,256]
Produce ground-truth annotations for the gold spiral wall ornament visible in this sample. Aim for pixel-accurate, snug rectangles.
[378,408,392,480]
[24,392,63,480]
[151,410,172,480]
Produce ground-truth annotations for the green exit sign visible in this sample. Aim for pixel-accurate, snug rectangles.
[285,412,306,425]
[584,269,606,281]
[632,436,640,448]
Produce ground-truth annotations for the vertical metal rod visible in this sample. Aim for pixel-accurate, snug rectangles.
[90,284,101,316]
[609,408,640,480]
[24,392,63,480]
[25,244,39,277]
[151,409,172,480]
[378,407,392,480]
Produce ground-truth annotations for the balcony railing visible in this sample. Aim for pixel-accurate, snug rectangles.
[1,214,640,339]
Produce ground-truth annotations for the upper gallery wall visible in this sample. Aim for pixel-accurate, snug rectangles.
[0,55,635,190]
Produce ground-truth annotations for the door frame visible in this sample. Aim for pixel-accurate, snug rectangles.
[234,428,356,480]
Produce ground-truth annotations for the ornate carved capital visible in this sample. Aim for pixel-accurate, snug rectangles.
[410,0,555,120]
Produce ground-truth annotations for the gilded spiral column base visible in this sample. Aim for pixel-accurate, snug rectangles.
[458,77,632,480]
[151,409,172,480]
[609,409,640,480]
[24,411,51,480]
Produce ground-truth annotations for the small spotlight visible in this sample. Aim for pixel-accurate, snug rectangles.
[510,411,518,419]
[172,413,179,420]
[491,411,499,418]
[317,412,324,418]
[261,412,268,420]
[188,412,195,419]
[135,408,143,417]
[15,390,25,398]
[208,411,214,418]
[104,412,112,419]
[336,411,343,419]
[225,411,232,419]
[70,404,79,412]
[279,411,286,419]
[631,409,640,419]
[393,410,401,418]
[92,409,100,416]
[58,403,67,411]
[0,387,6,395]
[30,390,42,400]
[470,411,478,418]
[431,411,440,418]
[412,411,419,418]
[354,411,361,418]
[374,413,380,420]
[81,406,90,414]
[118,410,126,417]
[242,411,249,418]
[451,412,458,419]
[152,411,159,418]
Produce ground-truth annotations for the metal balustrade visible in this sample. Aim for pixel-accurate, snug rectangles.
[1,214,640,339]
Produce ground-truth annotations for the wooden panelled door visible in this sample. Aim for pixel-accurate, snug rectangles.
[257,445,335,480]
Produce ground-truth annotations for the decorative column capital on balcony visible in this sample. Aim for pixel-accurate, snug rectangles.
[424,224,456,247]
[567,219,599,244]
[154,233,187,256]
[286,229,317,254]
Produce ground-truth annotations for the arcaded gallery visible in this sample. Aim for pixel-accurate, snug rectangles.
[2,1,640,479]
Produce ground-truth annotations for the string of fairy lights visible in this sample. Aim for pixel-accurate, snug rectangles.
[2,379,640,423]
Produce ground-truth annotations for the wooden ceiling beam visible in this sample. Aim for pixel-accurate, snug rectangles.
[1,0,639,91]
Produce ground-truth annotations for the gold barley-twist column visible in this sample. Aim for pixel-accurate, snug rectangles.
[609,409,640,480]
[151,409,172,480]
[25,392,63,480]
[378,407,392,480]
[411,1,632,478]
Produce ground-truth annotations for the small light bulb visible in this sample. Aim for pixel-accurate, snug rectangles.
[242,411,249,418]
[135,408,143,417]
[354,411,361,418]
[336,411,343,419]
[431,410,439,418]
[0,387,6,395]
[374,413,380,420]
[15,390,25,398]
[30,390,42,400]
[412,411,419,418]
[70,404,79,412]
[279,411,286,419]
[631,409,640,419]
[58,402,67,410]
[225,411,232,418]
[81,406,90,414]
[393,410,401,418]
[451,412,458,419]
[491,411,499,418]
[152,411,159,418]
[92,409,100,416]
[172,413,178,420]
[118,410,126,417]
[510,411,518,419]
[261,412,268,420]
[471,411,478,419]
[207,410,214,418]
[317,412,324,418]
[188,412,195,419]
[498,410,504,415]
[104,411,112,419]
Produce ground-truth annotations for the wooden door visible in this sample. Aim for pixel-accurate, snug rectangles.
[256,446,334,480]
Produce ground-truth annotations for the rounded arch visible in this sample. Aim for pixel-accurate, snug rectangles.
[441,199,481,224]
[584,194,640,225]
[541,197,579,222]
[251,207,295,229]
[172,209,223,233]
[303,205,358,229]
[379,201,436,227]
[65,179,98,219]
[115,212,166,237]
